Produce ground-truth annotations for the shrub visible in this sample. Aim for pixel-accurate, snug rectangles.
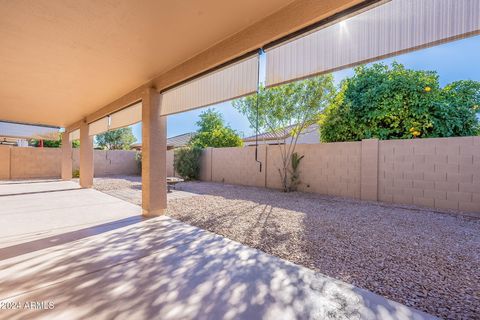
[72,169,80,178]
[288,152,304,192]
[174,146,202,180]
[135,151,142,174]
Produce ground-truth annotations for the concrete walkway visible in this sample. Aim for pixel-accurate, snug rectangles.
[0,180,436,319]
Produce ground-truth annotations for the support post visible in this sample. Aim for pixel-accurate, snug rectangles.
[79,119,94,188]
[61,132,72,180]
[141,88,167,216]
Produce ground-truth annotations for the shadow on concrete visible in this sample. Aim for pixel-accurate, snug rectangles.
[0,217,433,320]
[0,216,146,261]
[0,179,60,185]
[0,188,81,197]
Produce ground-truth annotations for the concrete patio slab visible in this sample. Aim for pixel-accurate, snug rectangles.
[0,180,80,196]
[0,181,436,320]
[0,180,142,249]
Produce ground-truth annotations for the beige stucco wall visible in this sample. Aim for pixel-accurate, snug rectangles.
[197,136,479,213]
[378,136,480,212]
[0,147,139,180]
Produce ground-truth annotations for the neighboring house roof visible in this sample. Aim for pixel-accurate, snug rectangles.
[130,142,141,150]
[243,123,319,143]
[131,132,196,150]
[167,132,196,148]
[0,136,21,146]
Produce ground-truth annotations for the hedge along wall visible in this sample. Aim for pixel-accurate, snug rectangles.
[0,146,139,179]
[187,136,480,213]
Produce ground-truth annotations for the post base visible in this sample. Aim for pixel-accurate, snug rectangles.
[142,208,166,217]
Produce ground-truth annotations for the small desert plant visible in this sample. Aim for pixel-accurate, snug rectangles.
[72,169,80,178]
[288,152,304,192]
[174,146,202,180]
[135,151,142,174]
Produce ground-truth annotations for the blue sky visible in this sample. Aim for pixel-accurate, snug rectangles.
[131,35,480,143]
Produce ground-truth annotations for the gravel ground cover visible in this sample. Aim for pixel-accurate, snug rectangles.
[92,176,480,319]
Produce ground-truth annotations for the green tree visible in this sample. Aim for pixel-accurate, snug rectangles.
[233,75,335,191]
[95,127,136,150]
[319,62,480,142]
[189,109,243,148]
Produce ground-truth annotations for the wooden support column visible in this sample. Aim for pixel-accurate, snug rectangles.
[61,132,72,180]
[141,88,167,216]
[79,120,94,188]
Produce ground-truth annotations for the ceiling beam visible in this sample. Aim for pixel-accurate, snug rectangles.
[66,0,365,128]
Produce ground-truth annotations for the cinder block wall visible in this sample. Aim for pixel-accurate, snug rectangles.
[0,146,12,179]
[0,147,139,180]
[378,136,480,212]
[166,150,175,177]
[72,149,139,176]
[212,146,267,187]
[267,142,361,198]
[11,147,61,179]
[196,136,480,213]
[199,148,212,181]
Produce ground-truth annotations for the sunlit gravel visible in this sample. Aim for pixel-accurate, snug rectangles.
[93,176,480,319]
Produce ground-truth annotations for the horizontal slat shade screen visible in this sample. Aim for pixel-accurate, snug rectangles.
[88,117,109,136]
[161,55,258,116]
[265,0,480,87]
[69,129,80,141]
[0,121,59,140]
[109,102,142,130]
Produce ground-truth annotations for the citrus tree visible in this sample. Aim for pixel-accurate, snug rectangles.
[319,62,480,142]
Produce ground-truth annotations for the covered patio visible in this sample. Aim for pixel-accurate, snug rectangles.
[0,180,435,319]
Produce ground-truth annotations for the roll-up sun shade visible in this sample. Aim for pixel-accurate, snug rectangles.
[87,102,142,136]
[0,121,59,140]
[161,55,258,116]
[88,117,109,136]
[109,102,142,130]
[265,0,480,87]
[69,129,80,141]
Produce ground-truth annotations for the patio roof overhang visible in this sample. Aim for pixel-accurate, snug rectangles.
[4,0,478,216]
[0,0,366,128]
